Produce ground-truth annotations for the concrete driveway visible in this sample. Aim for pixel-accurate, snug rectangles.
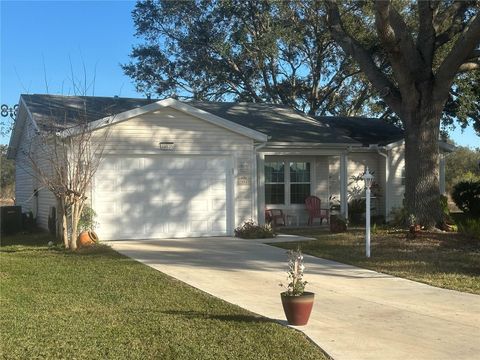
[110,236,480,360]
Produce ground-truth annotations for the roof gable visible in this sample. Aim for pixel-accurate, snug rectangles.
[18,95,268,142]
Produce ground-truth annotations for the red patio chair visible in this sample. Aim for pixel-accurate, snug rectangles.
[305,196,329,225]
[265,209,286,227]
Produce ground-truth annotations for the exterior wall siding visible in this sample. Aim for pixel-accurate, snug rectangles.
[347,152,385,217]
[14,121,34,215]
[93,107,256,230]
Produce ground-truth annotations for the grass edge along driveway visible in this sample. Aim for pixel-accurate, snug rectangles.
[0,232,329,360]
[275,228,480,295]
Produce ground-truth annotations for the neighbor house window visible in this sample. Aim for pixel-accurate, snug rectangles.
[289,162,311,204]
[265,161,285,204]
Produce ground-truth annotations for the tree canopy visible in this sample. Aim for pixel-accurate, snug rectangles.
[0,144,15,199]
[124,0,480,134]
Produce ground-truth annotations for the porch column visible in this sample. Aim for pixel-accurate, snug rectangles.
[257,152,266,224]
[439,154,446,195]
[340,152,348,219]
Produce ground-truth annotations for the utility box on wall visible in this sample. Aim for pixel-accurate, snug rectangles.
[0,206,22,235]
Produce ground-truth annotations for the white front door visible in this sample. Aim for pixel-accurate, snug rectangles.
[93,155,231,240]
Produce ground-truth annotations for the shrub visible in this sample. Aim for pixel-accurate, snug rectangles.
[389,206,409,227]
[457,218,480,240]
[348,198,366,224]
[78,206,98,233]
[451,181,480,217]
[234,220,275,239]
[330,214,347,233]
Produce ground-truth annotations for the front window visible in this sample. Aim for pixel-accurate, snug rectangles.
[265,161,285,204]
[290,162,311,204]
[264,160,311,205]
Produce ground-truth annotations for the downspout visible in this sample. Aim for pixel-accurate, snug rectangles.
[253,142,268,224]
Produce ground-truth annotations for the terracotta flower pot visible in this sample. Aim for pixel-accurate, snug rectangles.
[281,292,315,326]
[77,230,99,248]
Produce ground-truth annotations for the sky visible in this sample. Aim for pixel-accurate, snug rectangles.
[1,0,479,148]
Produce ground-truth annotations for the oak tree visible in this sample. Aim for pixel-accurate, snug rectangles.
[325,0,479,226]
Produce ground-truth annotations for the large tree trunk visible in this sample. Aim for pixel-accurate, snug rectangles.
[403,105,443,227]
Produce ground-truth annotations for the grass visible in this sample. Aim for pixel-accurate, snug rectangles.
[0,231,328,360]
[275,227,480,295]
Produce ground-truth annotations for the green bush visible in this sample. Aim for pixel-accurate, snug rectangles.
[348,198,366,224]
[457,218,480,240]
[451,181,480,217]
[78,206,98,232]
[234,220,275,239]
[389,206,409,227]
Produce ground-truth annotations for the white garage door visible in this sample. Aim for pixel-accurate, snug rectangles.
[93,155,231,240]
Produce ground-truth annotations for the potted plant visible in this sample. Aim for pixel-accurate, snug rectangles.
[77,206,99,248]
[280,248,314,326]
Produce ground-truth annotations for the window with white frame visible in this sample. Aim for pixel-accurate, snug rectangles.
[265,161,285,204]
[265,160,311,205]
[290,162,311,204]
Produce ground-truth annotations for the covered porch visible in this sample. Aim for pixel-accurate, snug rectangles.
[256,147,388,227]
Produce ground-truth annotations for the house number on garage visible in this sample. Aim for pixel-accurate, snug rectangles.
[159,142,175,151]
[238,176,249,185]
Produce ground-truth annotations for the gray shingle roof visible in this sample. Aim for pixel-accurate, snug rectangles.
[20,94,403,145]
[188,101,358,144]
[317,116,404,146]
[21,94,157,131]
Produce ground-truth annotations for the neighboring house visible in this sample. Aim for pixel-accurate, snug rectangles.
[7,94,453,240]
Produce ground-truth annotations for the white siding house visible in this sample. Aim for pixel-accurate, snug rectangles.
[8,94,451,239]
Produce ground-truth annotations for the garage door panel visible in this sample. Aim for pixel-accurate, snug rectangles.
[96,200,116,215]
[120,158,143,170]
[95,155,230,239]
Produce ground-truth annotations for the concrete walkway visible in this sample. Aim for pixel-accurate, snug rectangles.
[109,236,480,360]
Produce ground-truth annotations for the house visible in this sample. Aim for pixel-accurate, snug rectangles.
[7,94,453,240]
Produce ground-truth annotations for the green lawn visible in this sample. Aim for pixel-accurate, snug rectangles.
[0,232,328,360]
[276,227,480,295]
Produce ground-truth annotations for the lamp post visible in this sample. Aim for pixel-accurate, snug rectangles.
[363,167,374,258]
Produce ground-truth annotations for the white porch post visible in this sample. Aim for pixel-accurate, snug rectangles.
[257,152,266,225]
[439,154,446,195]
[340,152,348,220]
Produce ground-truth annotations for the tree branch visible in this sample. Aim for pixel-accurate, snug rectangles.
[458,62,480,72]
[325,0,402,115]
[435,13,480,98]
[417,1,439,66]
[434,1,472,48]
[375,1,425,94]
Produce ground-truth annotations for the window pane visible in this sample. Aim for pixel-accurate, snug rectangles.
[290,162,310,183]
[266,184,285,204]
[290,184,310,204]
[265,162,284,183]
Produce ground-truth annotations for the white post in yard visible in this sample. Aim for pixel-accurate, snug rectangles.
[363,167,374,258]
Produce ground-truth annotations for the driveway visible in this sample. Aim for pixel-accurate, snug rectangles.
[110,236,480,360]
